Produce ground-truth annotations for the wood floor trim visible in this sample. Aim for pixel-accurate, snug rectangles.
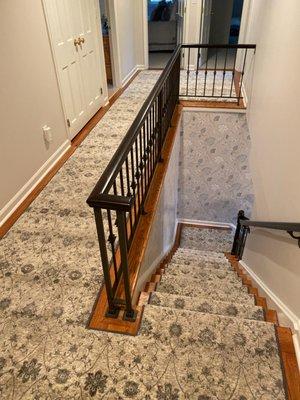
[225,253,300,400]
[180,99,246,110]
[0,70,141,239]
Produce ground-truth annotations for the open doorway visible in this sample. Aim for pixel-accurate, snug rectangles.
[99,0,117,97]
[148,0,183,69]
[200,0,244,68]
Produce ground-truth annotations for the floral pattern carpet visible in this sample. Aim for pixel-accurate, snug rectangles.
[0,68,286,398]
[180,226,234,252]
[180,70,239,102]
[178,111,254,224]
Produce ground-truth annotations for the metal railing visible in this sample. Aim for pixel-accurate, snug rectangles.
[180,44,256,104]
[87,43,256,321]
[231,210,300,260]
[87,45,181,321]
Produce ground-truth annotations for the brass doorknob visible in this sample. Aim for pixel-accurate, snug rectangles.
[74,38,80,46]
[79,37,85,44]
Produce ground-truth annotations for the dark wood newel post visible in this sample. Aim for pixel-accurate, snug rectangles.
[231,209,245,256]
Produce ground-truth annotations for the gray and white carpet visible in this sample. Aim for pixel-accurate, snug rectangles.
[180,70,239,102]
[0,69,286,398]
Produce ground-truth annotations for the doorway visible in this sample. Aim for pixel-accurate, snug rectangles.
[200,0,244,68]
[99,0,118,98]
[43,0,107,140]
[147,0,184,69]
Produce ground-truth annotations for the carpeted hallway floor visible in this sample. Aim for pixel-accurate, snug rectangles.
[0,71,287,398]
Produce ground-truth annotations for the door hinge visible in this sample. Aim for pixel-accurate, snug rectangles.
[67,118,71,127]
[100,87,103,95]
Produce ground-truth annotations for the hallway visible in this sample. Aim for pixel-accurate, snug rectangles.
[0,70,161,396]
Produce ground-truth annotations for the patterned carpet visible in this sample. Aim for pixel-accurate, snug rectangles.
[180,226,234,252]
[178,111,253,224]
[0,70,286,398]
[179,70,238,102]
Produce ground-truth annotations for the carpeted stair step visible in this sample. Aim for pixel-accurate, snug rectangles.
[172,250,230,269]
[138,304,286,399]
[163,261,238,281]
[169,256,232,271]
[156,274,255,305]
[149,291,265,321]
[175,247,227,260]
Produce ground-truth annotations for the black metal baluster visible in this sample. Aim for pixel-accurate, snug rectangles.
[130,148,137,221]
[153,102,157,163]
[142,123,148,191]
[237,48,248,105]
[221,47,228,97]
[107,209,118,279]
[149,106,154,178]
[204,47,208,97]
[119,168,125,197]
[186,47,190,96]
[125,157,133,234]
[195,47,200,96]
[139,129,145,201]
[238,226,250,260]
[116,210,136,321]
[212,48,218,97]
[230,48,238,98]
[113,181,117,196]
[146,115,151,188]
[134,139,141,214]
[93,208,119,318]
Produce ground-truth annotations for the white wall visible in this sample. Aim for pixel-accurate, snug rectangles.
[0,0,69,225]
[113,0,145,84]
[241,0,300,347]
[134,118,181,301]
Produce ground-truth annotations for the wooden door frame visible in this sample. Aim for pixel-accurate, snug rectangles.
[100,0,122,89]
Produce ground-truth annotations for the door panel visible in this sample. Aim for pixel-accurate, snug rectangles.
[176,0,185,45]
[200,0,212,66]
[79,0,102,118]
[44,0,104,139]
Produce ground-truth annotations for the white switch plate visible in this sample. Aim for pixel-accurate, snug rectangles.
[42,125,52,143]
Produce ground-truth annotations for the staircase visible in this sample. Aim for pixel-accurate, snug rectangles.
[137,237,287,399]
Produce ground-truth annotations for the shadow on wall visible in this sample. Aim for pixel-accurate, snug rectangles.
[177,111,254,225]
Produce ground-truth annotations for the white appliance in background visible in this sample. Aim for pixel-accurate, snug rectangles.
[43,0,106,140]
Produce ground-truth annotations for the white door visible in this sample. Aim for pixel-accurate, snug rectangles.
[176,0,185,45]
[43,0,105,140]
[200,0,212,66]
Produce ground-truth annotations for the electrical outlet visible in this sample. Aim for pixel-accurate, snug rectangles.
[42,125,52,143]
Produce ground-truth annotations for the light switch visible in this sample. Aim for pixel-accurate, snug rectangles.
[42,125,52,143]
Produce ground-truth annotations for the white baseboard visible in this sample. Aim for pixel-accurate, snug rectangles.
[178,218,235,230]
[121,66,139,87]
[239,259,300,369]
[0,140,71,227]
[136,64,147,71]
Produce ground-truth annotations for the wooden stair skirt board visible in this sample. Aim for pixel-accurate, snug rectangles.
[87,105,183,335]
